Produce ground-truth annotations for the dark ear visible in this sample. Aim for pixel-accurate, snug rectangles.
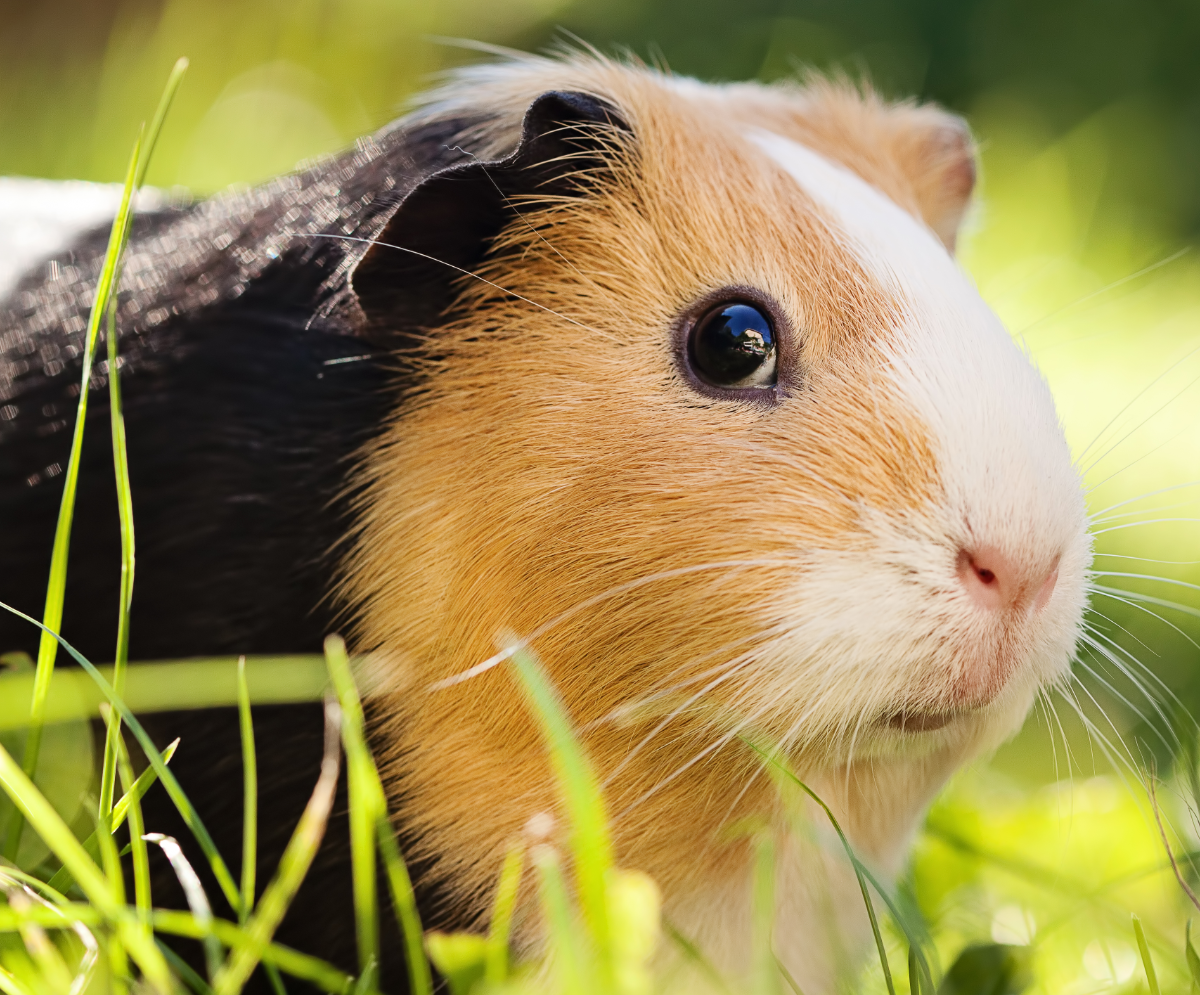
[350,91,629,333]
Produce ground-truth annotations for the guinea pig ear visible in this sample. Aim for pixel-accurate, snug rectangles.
[887,108,977,253]
[350,90,629,334]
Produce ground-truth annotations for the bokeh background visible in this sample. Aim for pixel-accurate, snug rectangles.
[3,1,1200,989]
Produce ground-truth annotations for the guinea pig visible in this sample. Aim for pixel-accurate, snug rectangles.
[0,49,1091,994]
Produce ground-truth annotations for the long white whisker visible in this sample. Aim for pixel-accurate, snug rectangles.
[1087,479,1200,520]
[1089,518,1200,536]
[1016,247,1190,341]
[1091,584,1200,622]
[428,557,797,690]
[1075,340,1200,465]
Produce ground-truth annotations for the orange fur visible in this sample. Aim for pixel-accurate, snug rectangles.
[339,53,1082,991]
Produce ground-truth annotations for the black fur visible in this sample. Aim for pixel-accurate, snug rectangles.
[0,90,627,992]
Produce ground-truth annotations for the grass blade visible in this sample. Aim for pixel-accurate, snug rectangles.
[212,696,342,995]
[741,738,899,995]
[0,601,243,915]
[238,659,291,995]
[0,964,35,995]
[144,833,222,982]
[508,643,614,979]
[48,737,178,896]
[1132,914,1159,995]
[485,841,525,985]
[115,732,152,918]
[3,130,142,863]
[99,56,186,827]
[328,640,378,977]
[238,656,257,921]
[663,921,732,995]
[532,844,588,995]
[0,738,171,991]
[752,833,779,995]
[324,634,431,995]
[0,655,336,730]
[135,57,188,188]
[159,939,214,995]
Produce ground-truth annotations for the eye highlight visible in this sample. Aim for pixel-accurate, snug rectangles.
[687,301,778,389]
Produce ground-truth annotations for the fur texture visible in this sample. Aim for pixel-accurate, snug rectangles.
[0,51,1090,993]
[343,53,1090,991]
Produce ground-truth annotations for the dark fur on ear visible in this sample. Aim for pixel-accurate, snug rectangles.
[352,91,630,333]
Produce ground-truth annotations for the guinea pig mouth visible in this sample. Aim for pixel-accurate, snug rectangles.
[882,711,957,733]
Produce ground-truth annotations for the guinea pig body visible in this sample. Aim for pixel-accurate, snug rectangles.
[0,51,1090,993]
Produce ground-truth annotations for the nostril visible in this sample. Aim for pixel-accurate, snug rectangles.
[957,546,1009,611]
[956,546,1061,614]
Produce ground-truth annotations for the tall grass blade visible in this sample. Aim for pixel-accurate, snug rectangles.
[508,643,614,980]
[99,56,186,826]
[0,655,334,729]
[89,796,130,994]
[326,638,378,976]
[324,634,431,995]
[775,956,805,995]
[0,964,34,995]
[663,921,732,995]
[375,817,430,995]
[150,910,360,994]
[12,897,74,995]
[3,131,141,863]
[159,939,215,995]
[238,656,257,921]
[212,697,341,995]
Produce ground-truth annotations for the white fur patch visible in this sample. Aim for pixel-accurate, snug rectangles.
[0,178,164,299]
[747,129,1090,713]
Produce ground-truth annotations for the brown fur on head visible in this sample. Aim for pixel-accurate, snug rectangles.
[342,51,1087,990]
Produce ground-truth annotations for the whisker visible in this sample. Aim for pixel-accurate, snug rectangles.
[600,648,762,787]
[1090,584,1200,622]
[1089,518,1200,536]
[290,231,598,333]
[1074,642,1176,756]
[427,557,798,690]
[1089,498,1200,527]
[1087,479,1200,520]
[1015,247,1191,341]
[1074,339,1200,466]
[1081,365,1200,477]
[1091,571,1200,596]
[1077,632,1177,748]
[1092,553,1200,566]
[1084,422,1198,492]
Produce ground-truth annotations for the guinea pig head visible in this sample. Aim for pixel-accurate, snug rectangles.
[344,56,1090,918]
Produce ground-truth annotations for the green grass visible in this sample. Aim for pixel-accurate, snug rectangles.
[3,56,1200,995]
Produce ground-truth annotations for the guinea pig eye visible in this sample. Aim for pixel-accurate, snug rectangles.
[688,301,778,389]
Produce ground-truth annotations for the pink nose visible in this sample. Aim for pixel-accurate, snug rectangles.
[957,546,1058,614]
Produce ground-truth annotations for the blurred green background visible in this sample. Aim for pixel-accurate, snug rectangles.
[4,3,1200,989]
[3,0,1199,775]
